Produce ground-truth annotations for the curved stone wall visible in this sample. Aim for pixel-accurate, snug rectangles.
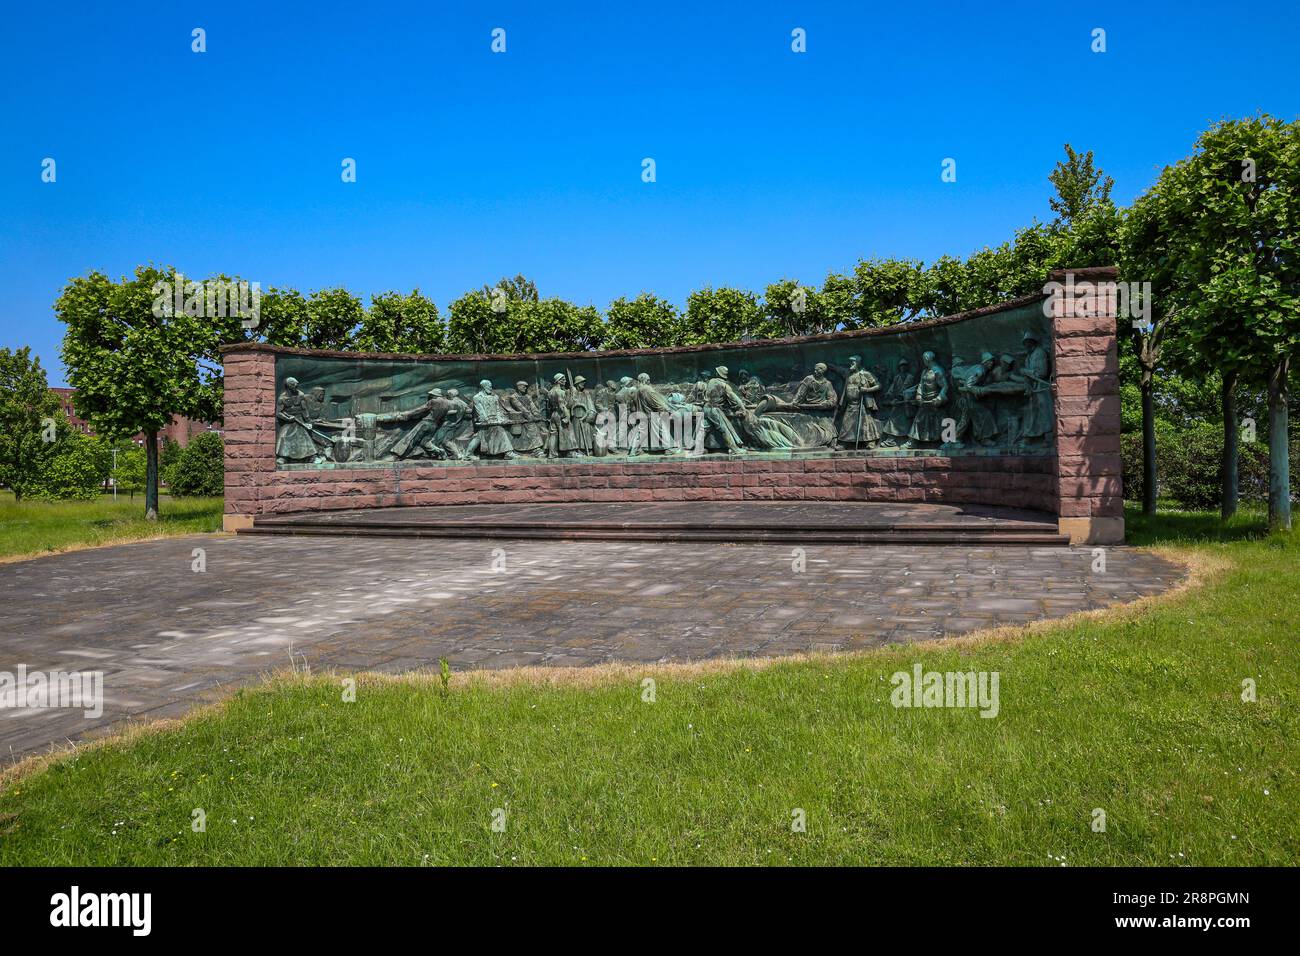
[220,267,1122,542]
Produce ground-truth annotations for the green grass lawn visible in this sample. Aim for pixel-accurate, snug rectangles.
[0,491,223,561]
[0,504,1296,866]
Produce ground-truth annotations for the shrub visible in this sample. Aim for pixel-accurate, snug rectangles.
[166,432,224,497]
[18,432,111,500]
[1122,422,1276,508]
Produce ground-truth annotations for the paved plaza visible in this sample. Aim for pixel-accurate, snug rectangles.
[0,534,1184,762]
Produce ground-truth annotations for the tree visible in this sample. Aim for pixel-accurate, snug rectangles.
[850,258,927,326]
[445,284,603,354]
[23,431,111,500]
[354,290,444,353]
[303,288,363,350]
[681,287,769,344]
[763,279,836,337]
[167,432,224,497]
[1048,143,1115,228]
[0,347,60,500]
[1124,115,1300,528]
[481,274,539,304]
[604,294,682,349]
[251,286,310,347]
[159,436,183,477]
[114,443,147,500]
[56,266,223,518]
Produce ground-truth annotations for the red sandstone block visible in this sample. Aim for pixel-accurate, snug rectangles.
[745,459,804,473]
[802,458,838,472]
[1057,454,1121,477]
[1056,414,1122,437]
[1055,373,1119,397]
[523,489,566,503]
[1054,335,1114,357]
[1056,395,1121,419]
[650,488,686,500]
[1055,314,1117,337]
[473,490,533,504]
[741,486,778,499]
[559,476,609,490]
[686,486,742,500]
[1057,434,1121,457]
[433,492,481,505]
[1055,353,1118,377]
[1060,476,1122,498]
[769,486,805,500]
[1058,497,1097,517]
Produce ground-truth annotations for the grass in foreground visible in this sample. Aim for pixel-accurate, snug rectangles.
[0,491,223,561]
[0,505,1296,866]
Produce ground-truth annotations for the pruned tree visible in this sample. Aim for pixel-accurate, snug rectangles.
[56,266,223,518]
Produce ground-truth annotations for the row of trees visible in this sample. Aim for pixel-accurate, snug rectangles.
[1120,114,1299,529]
[216,218,1118,356]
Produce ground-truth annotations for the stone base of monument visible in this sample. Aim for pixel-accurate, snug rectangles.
[237,501,1071,546]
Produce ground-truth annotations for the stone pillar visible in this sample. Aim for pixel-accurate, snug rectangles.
[221,348,277,531]
[1048,267,1124,544]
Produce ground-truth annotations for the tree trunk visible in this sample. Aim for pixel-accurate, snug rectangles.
[1141,371,1157,516]
[1267,356,1291,531]
[1221,371,1239,520]
[145,431,159,521]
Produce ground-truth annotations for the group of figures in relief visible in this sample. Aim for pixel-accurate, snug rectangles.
[274,331,1053,466]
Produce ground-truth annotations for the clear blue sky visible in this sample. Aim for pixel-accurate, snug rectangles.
[3,1,1296,385]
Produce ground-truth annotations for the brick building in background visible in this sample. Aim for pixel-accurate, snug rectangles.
[50,387,221,446]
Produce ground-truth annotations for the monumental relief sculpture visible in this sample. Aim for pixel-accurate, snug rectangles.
[272,309,1055,468]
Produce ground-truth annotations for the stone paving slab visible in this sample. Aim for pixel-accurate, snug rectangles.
[0,534,1184,764]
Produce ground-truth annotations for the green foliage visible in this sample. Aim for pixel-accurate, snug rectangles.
[19,431,111,501]
[603,294,682,350]
[681,287,770,344]
[114,444,147,498]
[354,290,444,353]
[1121,423,1275,507]
[847,258,926,327]
[445,288,604,354]
[159,436,182,475]
[255,287,311,347]
[304,288,363,350]
[0,346,60,499]
[1048,143,1115,227]
[481,274,539,303]
[55,266,225,514]
[1121,114,1300,525]
[1122,116,1296,384]
[165,432,224,498]
[762,278,833,337]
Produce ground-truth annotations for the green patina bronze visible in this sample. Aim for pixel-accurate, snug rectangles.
[274,300,1054,468]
